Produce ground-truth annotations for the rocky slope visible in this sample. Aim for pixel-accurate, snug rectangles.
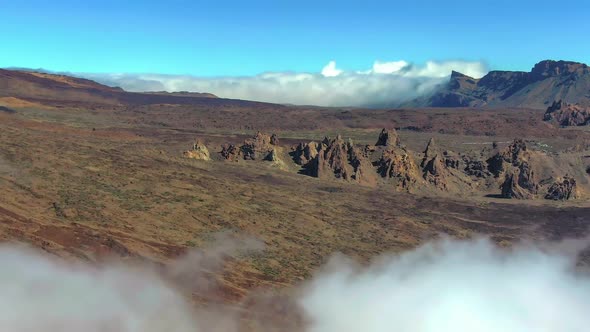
[413,60,590,109]
[0,68,228,107]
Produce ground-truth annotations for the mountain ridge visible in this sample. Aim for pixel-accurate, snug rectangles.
[0,68,222,107]
[409,60,590,109]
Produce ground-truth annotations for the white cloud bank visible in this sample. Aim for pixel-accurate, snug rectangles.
[300,238,590,332]
[82,60,488,107]
[2,236,590,332]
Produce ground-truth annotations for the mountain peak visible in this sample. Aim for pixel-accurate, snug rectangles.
[412,59,590,109]
[531,60,589,78]
[450,70,472,79]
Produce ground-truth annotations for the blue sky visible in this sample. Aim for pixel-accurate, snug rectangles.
[1,0,589,76]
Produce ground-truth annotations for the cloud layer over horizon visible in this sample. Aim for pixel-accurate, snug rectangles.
[81,60,488,107]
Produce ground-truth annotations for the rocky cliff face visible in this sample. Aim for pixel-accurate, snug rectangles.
[413,60,590,109]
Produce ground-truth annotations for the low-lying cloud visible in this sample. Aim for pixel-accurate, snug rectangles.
[300,238,590,332]
[82,60,488,107]
[0,245,198,332]
[3,235,588,331]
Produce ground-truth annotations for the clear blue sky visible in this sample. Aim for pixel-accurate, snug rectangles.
[2,0,589,76]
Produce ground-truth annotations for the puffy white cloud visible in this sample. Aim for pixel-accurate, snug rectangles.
[409,60,488,78]
[371,60,410,74]
[82,59,488,107]
[0,245,198,332]
[299,237,590,332]
[321,61,343,77]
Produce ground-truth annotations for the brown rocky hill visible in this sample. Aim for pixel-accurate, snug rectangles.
[412,60,590,109]
[0,69,125,105]
[0,68,225,107]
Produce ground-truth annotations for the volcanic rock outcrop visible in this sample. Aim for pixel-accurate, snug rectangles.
[463,159,491,178]
[265,148,287,170]
[500,162,539,199]
[375,128,400,147]
[220,144,241,161]
[315,136,377,185]
[183,139,211,161]
[486,139,529,177]
[292,135,377,186]
[485,139,541,199]
[545,176,578,200]
[543,100,590,126]
[241,131,278,160]
[218,132,286,167]
[270,133,280,146]
[292,142,320,166]
[214,129,583,200]
[419,138,453,190]
[375,145,421,190]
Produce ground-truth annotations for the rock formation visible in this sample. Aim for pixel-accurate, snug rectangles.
[375,128,400,147]
[443,151,462,169]
[543,100,590,126]
[293,135,377,186]
[419,138,452,190]
[265,148,287,170]
[183,139,211,161]
[502,139,528,165]
[216,130,579,200]
[420,138,439,168]
[220,144,241,161]
[219,132,286,167]
[292,142,320,166]
[270,133,280,145]
[347,145,378,186]
[241,132,277,160]
[422,154,449,190]
[304,136,349,179]
[486,139,529,177]
[375,145,420,190]
[463,159,491,178]
[545,176,578,200]
[500,162,539,199]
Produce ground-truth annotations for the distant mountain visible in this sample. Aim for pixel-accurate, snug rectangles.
[409,60,590,109]
[0,68,220,106]
[0,69,124,105]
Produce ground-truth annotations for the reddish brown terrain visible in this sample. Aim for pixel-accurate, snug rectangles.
[1,68,590,327]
